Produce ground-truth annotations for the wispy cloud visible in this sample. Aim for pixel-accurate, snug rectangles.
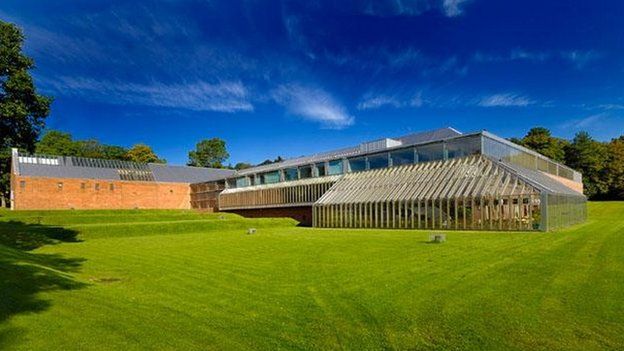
[357,95,402,110]
[472,49,603,69]
[357,92,423,110]
[442,0,470,17]
[477,93,535,107]
[560,50,603,69]
[473,49,551,63]
[359,0,470,17]
[41,77,254,112]
[560,114,605,129]
[271,84,354,129]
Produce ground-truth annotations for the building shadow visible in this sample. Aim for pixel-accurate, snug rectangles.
[0,220,86,348]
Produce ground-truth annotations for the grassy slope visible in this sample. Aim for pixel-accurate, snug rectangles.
[1,203,623,350]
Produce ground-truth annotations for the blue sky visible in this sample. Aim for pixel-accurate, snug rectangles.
[2,0,623,165]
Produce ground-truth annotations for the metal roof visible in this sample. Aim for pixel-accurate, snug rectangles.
[14,152,235,183]
[235,127,462,176]
[494,158,585,197]
[148,164,235,183]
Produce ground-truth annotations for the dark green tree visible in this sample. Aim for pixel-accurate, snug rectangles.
[606,136,624,199]
[126,143,165,164]
[188,138,229,168]
[234,162,253,170]
[518,127,568,162]
[36,130,79,156]
[564,131,609,199]
[0,21,52,206]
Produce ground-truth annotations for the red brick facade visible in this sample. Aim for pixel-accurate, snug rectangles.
[11,175,191,210]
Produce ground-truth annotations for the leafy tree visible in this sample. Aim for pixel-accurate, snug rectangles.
[102,145,130,161]
[234,162,253,170]
[258,156,284,166]
[517,127,568,162]
[564,132,609,199]
[36,130,79,156]
[0,21,52,206]
[126,144,165,164]
[188,138,229,168]
[606,136,624,199]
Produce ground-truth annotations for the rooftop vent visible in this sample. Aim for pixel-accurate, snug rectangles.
[359,138,403,153]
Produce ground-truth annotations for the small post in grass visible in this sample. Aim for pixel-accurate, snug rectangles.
[429,233,446,243]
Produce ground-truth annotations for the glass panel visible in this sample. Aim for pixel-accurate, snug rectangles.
[315,162,326,177]
[368,153,388,170]
[482,136,536,170]
[235,177,249,188]
[299,165,312,179]
[263,171,280,184]
[390,148,414,167]
[445,135,481,159]
[227,179,237,188]
[348,157,367,172]
[328,159,343,175]
[254,174,263,185]
[417,143,444,163]
[284,168,298,181]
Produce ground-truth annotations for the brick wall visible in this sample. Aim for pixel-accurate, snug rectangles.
[224,206,313,226]
[11,175,191,210]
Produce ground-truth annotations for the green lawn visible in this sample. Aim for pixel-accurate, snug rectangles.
[1,203,623,350]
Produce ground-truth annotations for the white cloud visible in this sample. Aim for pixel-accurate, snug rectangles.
[477,93,535,107]
[442,0,470,17]
[357,95,402,110]
[561,50,603,69]
[357,91,424,110]
[473,49,550,63]
[271,84,354,129]
[560,114,605,129]
[41,77,254,112]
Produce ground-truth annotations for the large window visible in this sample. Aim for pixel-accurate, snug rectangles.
[445,136,481,159]
[390,148,414,167]
[348,157,367,172]
[284,168,298,181]
[327,159,343,175]
[417,143,444,163]
[315,162,326,177]
[299,165,313,179]
[235,177,249,188]
[368,153,388,170]
[263,171,281,184]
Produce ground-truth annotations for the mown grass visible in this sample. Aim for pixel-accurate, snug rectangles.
[1,203,623,350]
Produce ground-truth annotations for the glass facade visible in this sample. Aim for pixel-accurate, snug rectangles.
[417,143,445,162]
[284,167,298,181]
[368,153,388,170]
[390,148,414,167]
[446,136,481,159]
[315,162,326,177]
[328,159,343,175]
[299,165,312,179]
[348,157,367,172]
[481,134,579,181]
[542,194,587,230]
[235,177,249,188]
[259,171,280,184]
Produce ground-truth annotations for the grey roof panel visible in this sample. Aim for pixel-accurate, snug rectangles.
[148,164,235,183]
[16,153,236,183]
[19,163,120,180]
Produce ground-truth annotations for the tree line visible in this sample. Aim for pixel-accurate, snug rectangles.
[0,20,622,206]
